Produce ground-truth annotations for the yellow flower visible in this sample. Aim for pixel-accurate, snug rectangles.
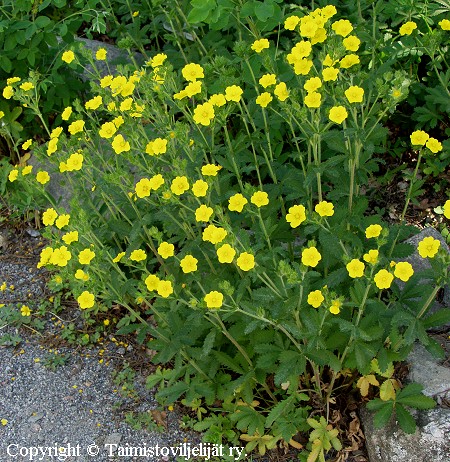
[315,201,334,217]
[365,224,382,238]
[99,122,117,139]
[443,200,450,219]
[311,27,327,44]
[157,280,174,298]
[192,180,208,197]
[62,231,78,245]
[68,119,85,135]
[202,225,227,244]
[7,76,20,85]
[224,85,243,102]
[21,139,32,150]
[85,95,103,110]
[307,290,324,308]
[55,214,70,229]
[49,246,71,267]
[113,251,125,263]
[146,138,168,155]
[202,164,222,177]
[345,86,364,103]
[195,204,214,222]
[0,111,4,119]
[77,291,95,309]
[251,38,269,53]
[79,248,96,264]
[284,16,300,30]
[119,98,133,111]
[47,138,58,156]
[438,19,450,30]
[8,170,18,182]
[100,75,113,88]
[286,204,306,228]
[180,255,198,273]
[75,269,89,281]
[251,191,269,207]
[394,262,414,282]
[21,305,31,316]
[256,92,272,108]
[111,134,130,154]
[209,93,227,107]
[322,67,339,81]
[293,59,313,75]
[374,269,394,289]
[228,193,248,212]
[20,82,34,91]
[410,130,429,146]
[346,259,365,278]
[182,63,204,81]
[288,41,312,60]
[66,152,84,171]
[274,82,289,101]
[332,19,353,37]
[145,274,160,291]
[171,176,189,195]
[329,106,348,124]
[304,77,322,92]
[62,50,75,63]
[2,86,14,99]
[301,247,322,267]
[96,48,107,60]
[36,171,50,184]
[130,249,147,261]
[149,174,165,191]
[37,247,54,268]
[204,291,223,309]
[417,236,440,258]
[339,54,360,68]
[259,74,277,88]
[329,299,342,315]
[149,53,167,68]
[193,102,215,126]
[22,165,32,176]
[237,252,255,271]
[158,242,175,259]
[363,249,379,264]
[42,208,58,226]
[426,138,442,153]
[304,92,321,108]
[343,35,361,52]
[217,244,236,263]
[135,178,151,198]
[1,419,8,426]
[399,21,417,36]
[299,18,318,38]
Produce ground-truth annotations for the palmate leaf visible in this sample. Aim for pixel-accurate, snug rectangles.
[230,405,265,436]
[395,404,417,434]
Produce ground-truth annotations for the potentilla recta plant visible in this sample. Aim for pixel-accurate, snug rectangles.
[5,4,450,460]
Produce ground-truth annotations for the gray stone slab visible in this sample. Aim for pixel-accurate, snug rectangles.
[361,406,450,462]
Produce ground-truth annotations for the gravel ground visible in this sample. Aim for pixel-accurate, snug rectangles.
[0,228,209,462]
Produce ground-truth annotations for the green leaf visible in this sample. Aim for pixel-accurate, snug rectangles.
[422,308,450,329]
[156,381,189,403]
[0,56,12,73]
[397,393,436,410]
[35,16,51,28]
[254,0,274,22]
[372,402,394,428]
[395,404,416,434]
[265,395,296,428]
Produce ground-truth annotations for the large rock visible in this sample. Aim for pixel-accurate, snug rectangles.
[361,406,450,462]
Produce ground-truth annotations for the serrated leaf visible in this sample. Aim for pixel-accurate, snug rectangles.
[372,402,394,428]
[395,404,416,434]
[357,374,379,397]
[422,308,450,329]
[397,394,436,410]
[380,379,397,401]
